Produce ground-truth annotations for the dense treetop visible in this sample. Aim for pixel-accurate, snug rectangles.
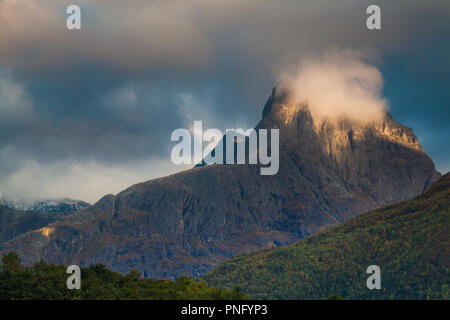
[0,252,247,300]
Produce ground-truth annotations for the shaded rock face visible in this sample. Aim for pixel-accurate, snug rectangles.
[0,205,76,244]
[0,88,440,279]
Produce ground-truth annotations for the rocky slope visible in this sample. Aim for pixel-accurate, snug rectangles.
[0,88,440,278]
[204,172,450,299]
[0,205,77,244]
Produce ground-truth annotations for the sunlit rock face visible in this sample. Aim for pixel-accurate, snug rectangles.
[276,105,421,152]
[262,87,422,153]
[1,88,440,279]
[258,87,437,206]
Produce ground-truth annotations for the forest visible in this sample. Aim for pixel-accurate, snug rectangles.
[204,173,450,299]
[0,252,248,300]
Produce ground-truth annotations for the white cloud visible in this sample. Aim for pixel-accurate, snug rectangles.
[2,0,446,75]
[277,49,387,122]
[0,158,191,203]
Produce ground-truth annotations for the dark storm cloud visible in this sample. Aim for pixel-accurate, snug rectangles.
[0,0,449,201]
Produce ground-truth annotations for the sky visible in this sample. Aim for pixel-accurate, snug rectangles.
[0,0,449,203]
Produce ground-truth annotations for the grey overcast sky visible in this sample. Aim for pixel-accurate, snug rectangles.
[0,0,449,203]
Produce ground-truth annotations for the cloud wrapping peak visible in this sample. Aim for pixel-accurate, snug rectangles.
[277,49,387,122]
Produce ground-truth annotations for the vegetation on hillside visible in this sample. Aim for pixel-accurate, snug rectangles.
[0,252,248,300]
[204,173,450,300]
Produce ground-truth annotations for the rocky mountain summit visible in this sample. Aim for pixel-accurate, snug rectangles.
[0,88,440,279]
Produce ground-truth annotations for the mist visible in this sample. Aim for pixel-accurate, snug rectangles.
[277,49,388,122]
[0,158,191,204]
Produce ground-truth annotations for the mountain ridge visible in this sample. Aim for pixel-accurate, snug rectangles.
[0,88,440,279]
[0,197,90,213]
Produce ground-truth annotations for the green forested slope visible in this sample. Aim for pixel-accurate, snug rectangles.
[204,173,450,300]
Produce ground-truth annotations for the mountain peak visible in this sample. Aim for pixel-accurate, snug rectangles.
[0,88,440,279]
[259,87,423,153]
